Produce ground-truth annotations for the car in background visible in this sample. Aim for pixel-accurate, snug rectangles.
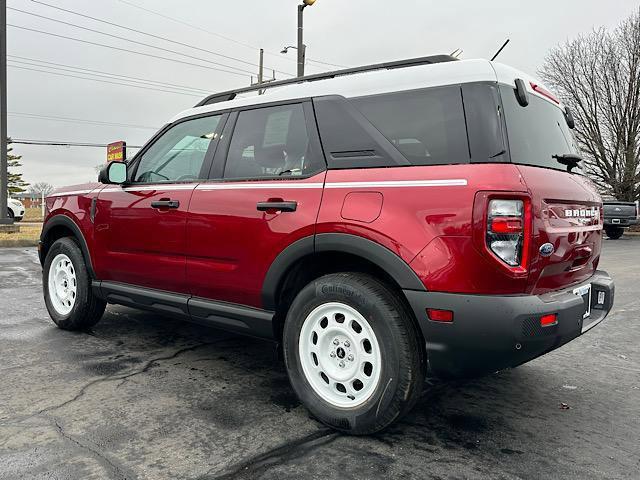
[7,198,24,222]
[603,200,638,239]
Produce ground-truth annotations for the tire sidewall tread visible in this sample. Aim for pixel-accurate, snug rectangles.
[43,237,105,330]
[283,272,424,435]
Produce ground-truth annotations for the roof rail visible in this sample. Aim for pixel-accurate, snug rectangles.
[194,54,458,107]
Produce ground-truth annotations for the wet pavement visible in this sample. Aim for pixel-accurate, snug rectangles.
[0,237,639,479]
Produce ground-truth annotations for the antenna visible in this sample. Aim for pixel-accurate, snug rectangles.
[490,39,510,61]
[450,48,463,59]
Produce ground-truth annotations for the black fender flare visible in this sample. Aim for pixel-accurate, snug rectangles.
[40,214,96,279]
[261,233,426,310]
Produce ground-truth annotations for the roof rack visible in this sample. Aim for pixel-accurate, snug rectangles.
[194,54,458,107]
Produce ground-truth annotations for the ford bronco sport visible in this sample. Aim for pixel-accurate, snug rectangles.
[40,55,614,434]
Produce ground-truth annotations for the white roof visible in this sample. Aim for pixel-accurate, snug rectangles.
[169,58,558,123]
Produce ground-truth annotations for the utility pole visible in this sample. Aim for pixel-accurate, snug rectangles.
[0,0,11,226]
[251,48,275,94]
[297,4,306,77]
[257,48,264,87]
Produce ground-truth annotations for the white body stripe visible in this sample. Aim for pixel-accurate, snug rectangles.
[57,179,468,196]
[324,179,467,188]
[101,184,198,193]
[48,189,94,197]
[196,182,324,191]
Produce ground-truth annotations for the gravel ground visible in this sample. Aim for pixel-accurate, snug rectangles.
[0,237,638,480]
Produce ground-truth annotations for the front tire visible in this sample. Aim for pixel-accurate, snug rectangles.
[605,226,624,239]
[283,273,424,434]
[43,237,106,330]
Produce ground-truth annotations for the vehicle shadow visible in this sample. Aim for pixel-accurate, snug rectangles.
[69,304,559,450]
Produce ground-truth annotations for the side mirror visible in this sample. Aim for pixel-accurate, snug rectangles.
[514,78,529,107]
[98,161,127,184]
[564,107,576,129]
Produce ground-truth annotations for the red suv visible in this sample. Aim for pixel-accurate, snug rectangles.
[40,55,614,434]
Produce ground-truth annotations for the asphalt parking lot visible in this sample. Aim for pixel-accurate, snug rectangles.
[1,237,639,480]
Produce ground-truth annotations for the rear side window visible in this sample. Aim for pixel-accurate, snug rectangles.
[224,103,323,179]
[500,85,579,172]
[350,86,470,166]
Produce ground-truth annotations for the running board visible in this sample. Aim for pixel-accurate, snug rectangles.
[92,280,275,339]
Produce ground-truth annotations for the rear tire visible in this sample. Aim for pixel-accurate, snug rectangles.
[283,273,424,435]
[43,237,106,330]
[605,226,624,239]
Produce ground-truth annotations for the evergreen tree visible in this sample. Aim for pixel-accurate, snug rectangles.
[6,138,29,195]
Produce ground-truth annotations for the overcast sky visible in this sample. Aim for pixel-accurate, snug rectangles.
[6,0,640,188]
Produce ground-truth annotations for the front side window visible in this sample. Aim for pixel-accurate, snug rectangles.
[134,115,221,183]
[224,103,322,179]
[350,86,470,166]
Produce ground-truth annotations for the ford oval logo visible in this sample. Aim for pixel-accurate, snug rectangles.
[539,243,555,257]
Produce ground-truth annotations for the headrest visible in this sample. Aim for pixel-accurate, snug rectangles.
[254,144,286,168]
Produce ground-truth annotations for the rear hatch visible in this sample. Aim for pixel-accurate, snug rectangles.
[499,84,602,294]
[603,202,637,220]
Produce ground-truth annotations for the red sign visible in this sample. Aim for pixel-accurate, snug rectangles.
[107,141,126,162]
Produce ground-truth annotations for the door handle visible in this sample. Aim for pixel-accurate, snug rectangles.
[151,199,180,209]
[256,201,297,212]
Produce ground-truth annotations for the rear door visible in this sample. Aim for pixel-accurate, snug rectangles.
[186,101,326,309]
[94,114,225,293]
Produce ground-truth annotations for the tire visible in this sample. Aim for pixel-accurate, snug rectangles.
[605,227,624,239]
[283,273,425,435]
[43,237,106,330]
[7,208,14,220]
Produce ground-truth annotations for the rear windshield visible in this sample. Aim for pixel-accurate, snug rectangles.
[500,85,580,172]
[350,86,470,166]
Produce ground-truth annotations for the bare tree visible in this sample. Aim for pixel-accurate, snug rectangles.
[28,182,54,197]
[539,9,640,201]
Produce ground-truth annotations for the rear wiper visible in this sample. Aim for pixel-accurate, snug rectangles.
[552,153,582,173]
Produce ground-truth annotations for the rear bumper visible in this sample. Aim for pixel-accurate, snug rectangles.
[404,270,614,379]
[604,218,638,227]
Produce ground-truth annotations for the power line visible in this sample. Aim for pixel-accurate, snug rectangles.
[306,58,348,69]
[8,55,211,94]
[8,112,158,130]
[11,139,144,148]
[8,7,258,76]
[7,24,250,78]
[116,0,267,52]
[115,0,348,70]
[28,0,294,77]
[8,63,203,97]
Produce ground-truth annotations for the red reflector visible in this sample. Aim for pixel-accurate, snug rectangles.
[540,313,558,327]
[427,308,453,323]
[490,216,523,234]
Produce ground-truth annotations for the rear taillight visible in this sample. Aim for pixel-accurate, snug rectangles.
[487,199,529,268]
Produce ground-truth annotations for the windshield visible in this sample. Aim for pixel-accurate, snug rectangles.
[500,85,580,173]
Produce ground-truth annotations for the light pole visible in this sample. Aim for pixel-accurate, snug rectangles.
[282,0,316,77]
[0,0,11,226]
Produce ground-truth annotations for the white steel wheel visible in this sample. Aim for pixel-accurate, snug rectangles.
[298,302,382,408]
[47,253,77,316]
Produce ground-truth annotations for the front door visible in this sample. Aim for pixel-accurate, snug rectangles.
[94,114,225,293]
[186,102,326,309]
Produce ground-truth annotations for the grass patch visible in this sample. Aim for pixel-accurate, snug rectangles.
[0,224,41,247]
[23,207,44,222]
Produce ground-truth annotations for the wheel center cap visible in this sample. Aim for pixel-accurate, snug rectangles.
[336,347,346,359]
